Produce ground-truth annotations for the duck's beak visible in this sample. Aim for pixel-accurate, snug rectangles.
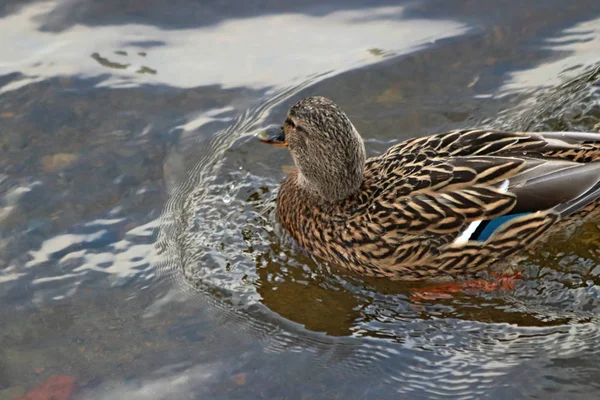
[257,125,288,147]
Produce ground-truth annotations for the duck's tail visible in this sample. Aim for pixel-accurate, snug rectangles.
[552,171,600,218]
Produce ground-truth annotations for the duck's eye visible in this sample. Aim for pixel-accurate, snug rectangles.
[286,118,305,133]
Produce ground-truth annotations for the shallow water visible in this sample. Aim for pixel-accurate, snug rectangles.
[1,1,600,399]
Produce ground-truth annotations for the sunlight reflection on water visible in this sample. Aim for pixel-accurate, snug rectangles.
[2,0,600,398]
[502,17,600,91]
[0,2,467,92]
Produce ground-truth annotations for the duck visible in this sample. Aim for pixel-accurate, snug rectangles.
[259,96,600,280]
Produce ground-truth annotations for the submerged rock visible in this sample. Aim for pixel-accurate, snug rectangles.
[15,375,76,400]
[41,153,79,173]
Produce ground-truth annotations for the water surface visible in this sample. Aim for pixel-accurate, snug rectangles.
[1,1,600,399]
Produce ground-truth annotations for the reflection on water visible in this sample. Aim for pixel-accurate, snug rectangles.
[502,17,600,92]
[0,2,466,92]
[2,0,600,398]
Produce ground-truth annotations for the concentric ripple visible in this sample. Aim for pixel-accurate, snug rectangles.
[155,64,600,396]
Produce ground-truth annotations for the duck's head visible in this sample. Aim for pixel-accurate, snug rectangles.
[260,96,366,202]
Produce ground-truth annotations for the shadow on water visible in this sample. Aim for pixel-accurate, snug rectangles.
[2,0,600,398]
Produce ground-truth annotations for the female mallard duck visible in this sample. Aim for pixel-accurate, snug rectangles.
[259,96,600,280]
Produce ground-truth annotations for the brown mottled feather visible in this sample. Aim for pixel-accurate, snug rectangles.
[273,98,600,280]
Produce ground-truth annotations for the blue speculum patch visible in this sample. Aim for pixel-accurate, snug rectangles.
[473,212,531,241]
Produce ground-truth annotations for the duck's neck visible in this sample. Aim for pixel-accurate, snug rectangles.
[295,167,362,203]
[276,172,332,244]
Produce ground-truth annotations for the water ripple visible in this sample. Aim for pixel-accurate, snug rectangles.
[155,61,600,395]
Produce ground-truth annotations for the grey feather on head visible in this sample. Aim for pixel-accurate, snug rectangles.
[285,96,366,202]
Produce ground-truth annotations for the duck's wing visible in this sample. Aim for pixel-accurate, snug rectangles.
[364,130,600,241]
[391,129,600,161]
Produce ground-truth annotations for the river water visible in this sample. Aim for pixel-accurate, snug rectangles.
[1,1,600,399]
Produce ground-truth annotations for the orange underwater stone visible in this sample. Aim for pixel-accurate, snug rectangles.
[15,375,77,400]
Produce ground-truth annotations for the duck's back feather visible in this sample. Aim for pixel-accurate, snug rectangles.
[366,129,600,218]
[278,129,600,279]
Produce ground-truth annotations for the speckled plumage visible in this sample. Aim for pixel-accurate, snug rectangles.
[270,97,600,280]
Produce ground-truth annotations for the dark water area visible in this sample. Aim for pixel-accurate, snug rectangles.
[1,0,600,399]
